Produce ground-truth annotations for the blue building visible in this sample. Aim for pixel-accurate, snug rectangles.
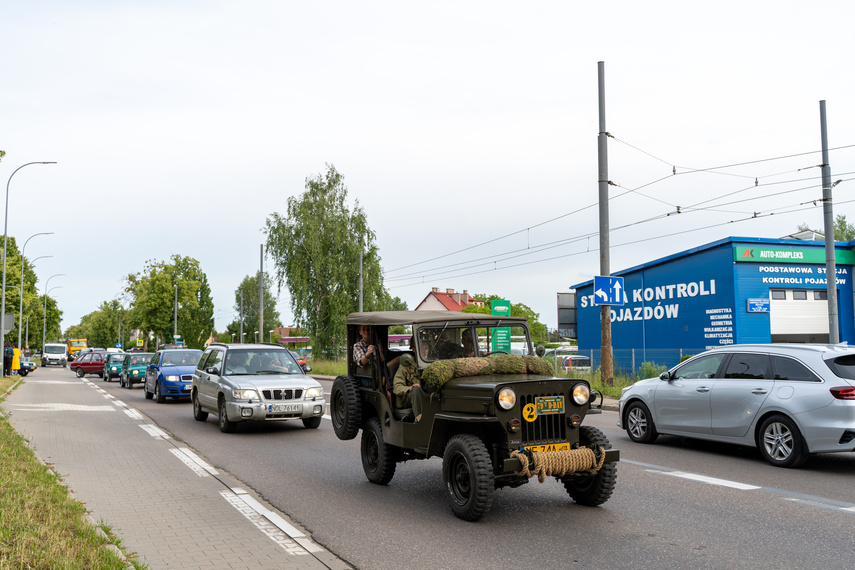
[571,236,855,372]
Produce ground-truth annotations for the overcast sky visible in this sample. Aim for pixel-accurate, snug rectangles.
[3,1,854,336]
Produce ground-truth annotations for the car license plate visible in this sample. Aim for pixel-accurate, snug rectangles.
[535,395,565,415]
[522,442,571,453]
[269,404,300,413]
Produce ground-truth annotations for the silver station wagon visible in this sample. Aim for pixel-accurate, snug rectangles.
[191,343,325,433]
[618,344,855,467]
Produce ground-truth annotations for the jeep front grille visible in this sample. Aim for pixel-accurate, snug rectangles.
[519,393,566,445]
[262,389,303,401]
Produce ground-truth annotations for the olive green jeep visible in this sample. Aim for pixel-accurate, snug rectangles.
[331,310,619,521]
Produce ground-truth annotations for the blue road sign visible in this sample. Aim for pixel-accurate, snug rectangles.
[593,275,625,306]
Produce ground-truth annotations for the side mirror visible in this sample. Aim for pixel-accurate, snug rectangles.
[659,371,670,381]
[303,365,312,373]
[535,344,545,357]
[206,366,219,375]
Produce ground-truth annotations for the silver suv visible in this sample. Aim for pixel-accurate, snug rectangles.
[191,343,325,433]
[618,343,855,467]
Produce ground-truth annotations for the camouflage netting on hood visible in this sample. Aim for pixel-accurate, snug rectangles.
[422,355,555,392]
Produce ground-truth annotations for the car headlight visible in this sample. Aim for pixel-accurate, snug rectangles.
[233,389,260,400]
[497,387,516,410]
[572,383,591,405]
[305,386,323,399]
[165,375,180,382]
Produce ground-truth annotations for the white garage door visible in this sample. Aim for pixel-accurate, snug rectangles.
[769,289,829,343]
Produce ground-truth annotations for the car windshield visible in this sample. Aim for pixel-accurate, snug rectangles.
[161,351,202,367]
[129,354,150,365]
[108,354,125,362]
[224,349,302,375]
[44,346,65,354]
[416,324,531,362]
[69,341,86,347]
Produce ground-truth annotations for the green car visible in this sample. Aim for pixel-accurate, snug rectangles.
[103,352,128,382]
[120,352,153,388]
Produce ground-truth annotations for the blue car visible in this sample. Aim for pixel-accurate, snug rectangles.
[144,348,203,403]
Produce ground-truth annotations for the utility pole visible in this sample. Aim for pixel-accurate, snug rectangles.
[358,250,363,312]
[173,283,178,342]
[820,100,840,343]
[240,288,244,343]
[597,61,614,385]
[259,244,264,341]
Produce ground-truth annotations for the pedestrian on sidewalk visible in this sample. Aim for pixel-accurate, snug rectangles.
[12,343,21,375]
[3,341,12,377]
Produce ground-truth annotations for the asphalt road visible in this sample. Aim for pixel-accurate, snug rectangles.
[87,369,855,570]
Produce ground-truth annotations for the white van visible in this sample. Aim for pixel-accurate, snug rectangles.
[42,343,67,367]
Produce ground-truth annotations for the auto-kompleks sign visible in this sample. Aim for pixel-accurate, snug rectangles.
[734,246,855,265]
[490,300,511,352]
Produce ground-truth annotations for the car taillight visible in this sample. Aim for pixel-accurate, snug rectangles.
[829,386,855,400]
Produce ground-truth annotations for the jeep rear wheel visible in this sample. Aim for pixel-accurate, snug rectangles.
[442,434,494,521]
[331,375,362,440]
[361,417,396,484]
[562,425,617,506]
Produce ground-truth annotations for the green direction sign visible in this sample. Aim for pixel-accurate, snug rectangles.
[491,300,511,352]
[734,246,855,265]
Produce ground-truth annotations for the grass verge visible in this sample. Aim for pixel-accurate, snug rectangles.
[0,375,146,569]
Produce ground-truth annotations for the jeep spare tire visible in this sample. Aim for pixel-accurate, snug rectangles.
[331,375,362,440]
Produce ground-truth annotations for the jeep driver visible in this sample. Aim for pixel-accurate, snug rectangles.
[331,310,619,521]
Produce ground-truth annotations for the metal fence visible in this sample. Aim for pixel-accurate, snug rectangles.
[574,347,708,380]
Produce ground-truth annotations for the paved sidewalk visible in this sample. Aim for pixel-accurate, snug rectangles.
[2,368,348,570]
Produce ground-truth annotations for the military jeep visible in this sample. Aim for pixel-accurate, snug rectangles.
[331,310,619,521]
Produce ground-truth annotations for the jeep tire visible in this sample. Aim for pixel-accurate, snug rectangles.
[361,416,396,484]
[562,425,617,506]
[442,434,494,521]
[331,375,362,440]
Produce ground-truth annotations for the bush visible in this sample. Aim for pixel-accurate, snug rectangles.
[638,361,668,379]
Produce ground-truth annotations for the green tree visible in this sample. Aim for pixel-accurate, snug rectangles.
[41,295,63,346]
[124,255,214,349]
[80,300,127,349]
[225,273,282,342]
[797,214,855,241]
[265,164,392,358]
[461,294,548,345]
[1,236,51,348]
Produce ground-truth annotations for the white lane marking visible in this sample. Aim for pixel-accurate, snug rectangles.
[220,490,309,556]
[232,488,306,539]
[647,469,761,490]
[139,424,169,439]
[26,380,84,384]
[169,448,211,477]
[175,447,218,475]
[9,403,116,412]
[124,409,144,421]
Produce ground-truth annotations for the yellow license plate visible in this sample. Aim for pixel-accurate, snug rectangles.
[523,442,571,453]
[535,395,565,415]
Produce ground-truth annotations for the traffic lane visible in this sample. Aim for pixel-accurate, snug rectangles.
[586,412,855,505]
[100,378,855,570]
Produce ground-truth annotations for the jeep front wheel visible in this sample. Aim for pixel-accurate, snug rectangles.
[331,375,362,440]
[562,425,617,506]
[361,417,396,484]
[442,434,494,521]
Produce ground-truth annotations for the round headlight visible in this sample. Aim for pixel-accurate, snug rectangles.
[497,387,517,410]
[572,383,591,405]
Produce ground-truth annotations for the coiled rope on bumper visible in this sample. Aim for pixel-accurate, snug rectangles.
[511,447,606,483]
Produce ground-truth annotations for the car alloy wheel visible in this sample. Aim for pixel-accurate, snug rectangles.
[625,401,658,444]
[758,414,807,468]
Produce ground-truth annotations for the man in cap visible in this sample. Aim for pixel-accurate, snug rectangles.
[393,353,423,422]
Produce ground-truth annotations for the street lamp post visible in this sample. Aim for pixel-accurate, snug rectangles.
[254,331,259,343]
[2,162,56,340]
[41,274,64,350]
[19,232,54,349]
[269,329,274,343]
